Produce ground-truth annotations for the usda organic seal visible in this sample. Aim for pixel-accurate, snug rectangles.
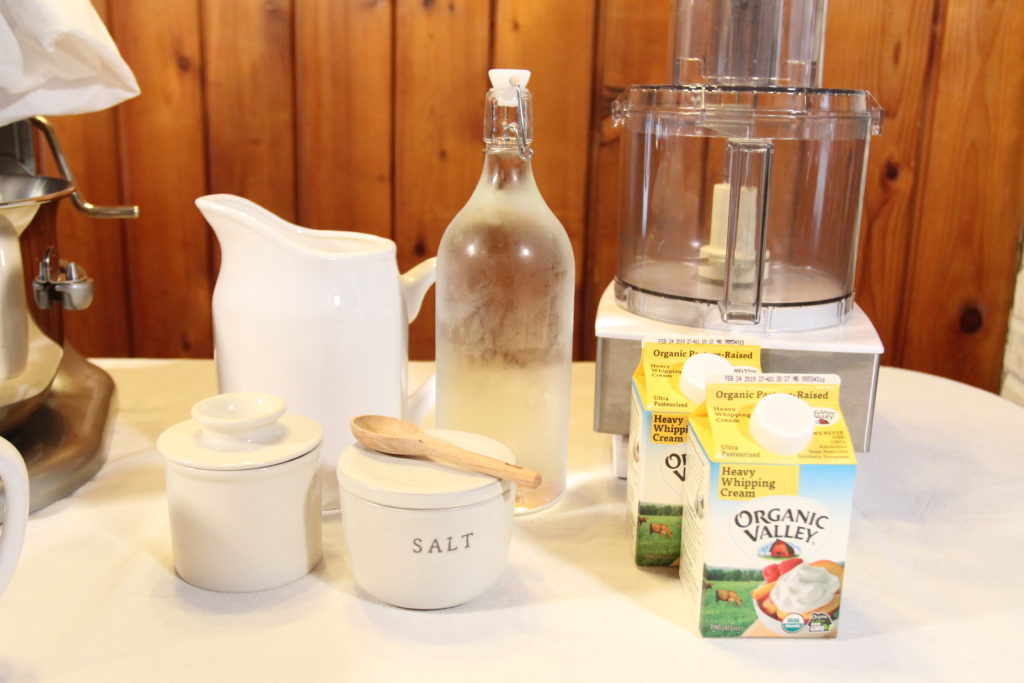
[781,613,806,634]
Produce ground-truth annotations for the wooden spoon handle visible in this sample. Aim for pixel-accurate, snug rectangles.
[420,438,542,488]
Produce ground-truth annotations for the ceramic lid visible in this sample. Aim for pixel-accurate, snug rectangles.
[157,393,322,471]
[337,429,514,510]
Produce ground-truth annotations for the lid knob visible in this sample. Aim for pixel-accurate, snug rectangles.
[678,352,733,404]
[749,393,815,455]
[192,393,286,446]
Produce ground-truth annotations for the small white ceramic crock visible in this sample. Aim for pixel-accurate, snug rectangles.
[337,429,514,610]
[157,393,322,592]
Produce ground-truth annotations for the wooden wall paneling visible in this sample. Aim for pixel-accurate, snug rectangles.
[582,0,673,359]
[202,0,296,221]
[897,0,1024,390]
[492,0,597,359]
[394,0,492,360]
[30,0,131,357]
[824,0,940,365]
[109,1,212,357]
[295,0,393,235]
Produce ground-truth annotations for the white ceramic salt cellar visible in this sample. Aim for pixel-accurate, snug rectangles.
[157,393,322,592]
[337,430,515,609]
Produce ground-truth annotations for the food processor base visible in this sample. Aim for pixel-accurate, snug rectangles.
[594,283,881,457]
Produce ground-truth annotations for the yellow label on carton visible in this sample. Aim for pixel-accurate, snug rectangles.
[641,337,762,411]
[701,374,855,466]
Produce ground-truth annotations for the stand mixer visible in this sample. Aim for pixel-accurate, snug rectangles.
[594,0,884,474]
[0,116,137,512]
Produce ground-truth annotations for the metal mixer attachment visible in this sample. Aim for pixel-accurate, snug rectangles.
[33,246,93,311]
[27,116,138,220]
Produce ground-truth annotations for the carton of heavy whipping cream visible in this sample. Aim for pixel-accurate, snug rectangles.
[627,337,761,566]
[679,373,856,638]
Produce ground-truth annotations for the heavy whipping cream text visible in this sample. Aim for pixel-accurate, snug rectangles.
[733,506,830,544]
[719,466,777,493]
[651,414,688,442]
[770,562,840,614]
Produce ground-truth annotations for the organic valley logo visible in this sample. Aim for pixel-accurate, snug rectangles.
[813,407,840,425]
[729,496,832,557]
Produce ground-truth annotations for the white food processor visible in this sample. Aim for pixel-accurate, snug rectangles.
[595,0,884,474]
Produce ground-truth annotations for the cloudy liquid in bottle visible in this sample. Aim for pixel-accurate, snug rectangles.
[435,71,574,514]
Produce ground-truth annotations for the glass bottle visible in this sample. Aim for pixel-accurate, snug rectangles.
[435,69,575,514]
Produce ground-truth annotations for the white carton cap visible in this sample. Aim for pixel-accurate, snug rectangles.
[678,352,733,404]
[749,393,815,455]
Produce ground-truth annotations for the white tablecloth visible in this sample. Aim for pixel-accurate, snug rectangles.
[1,361,1021,681]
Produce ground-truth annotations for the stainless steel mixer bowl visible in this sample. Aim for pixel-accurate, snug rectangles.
[0,174,74,208]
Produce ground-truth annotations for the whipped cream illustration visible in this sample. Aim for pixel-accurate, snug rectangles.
[769,563,839,614]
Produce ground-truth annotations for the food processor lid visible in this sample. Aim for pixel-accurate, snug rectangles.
[337,429,513,510]
[613,85,882,139]
[157,393,322,471]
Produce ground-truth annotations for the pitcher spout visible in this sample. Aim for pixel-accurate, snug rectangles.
[197,194,397,266]
[196,194,302,258]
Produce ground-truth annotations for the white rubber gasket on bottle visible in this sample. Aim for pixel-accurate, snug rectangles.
[678,353,733,405]
[488,69,531,106]
[749,393,815,456]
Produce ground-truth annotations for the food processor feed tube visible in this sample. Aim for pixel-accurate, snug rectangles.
[435,69,574,514]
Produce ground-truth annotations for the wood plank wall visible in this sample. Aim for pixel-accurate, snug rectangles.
[36,0,1023,393]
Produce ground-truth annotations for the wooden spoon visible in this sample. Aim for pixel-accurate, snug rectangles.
[350,415,542,488]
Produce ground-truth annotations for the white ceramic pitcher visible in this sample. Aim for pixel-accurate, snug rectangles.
[196,195,436,510]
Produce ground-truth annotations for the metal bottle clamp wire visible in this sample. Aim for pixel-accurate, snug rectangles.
[502,81,534,161]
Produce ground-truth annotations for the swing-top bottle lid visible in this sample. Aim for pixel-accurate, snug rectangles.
[489,69,531,106]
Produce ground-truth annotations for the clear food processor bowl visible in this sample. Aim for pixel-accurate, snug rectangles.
[612,85,881,331]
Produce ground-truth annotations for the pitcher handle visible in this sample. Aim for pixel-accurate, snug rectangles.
[401,257,437,323]
[400,257,437,424]
[0,437,30,596]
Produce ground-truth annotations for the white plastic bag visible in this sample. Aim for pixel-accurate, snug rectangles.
[0,0,139,127]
